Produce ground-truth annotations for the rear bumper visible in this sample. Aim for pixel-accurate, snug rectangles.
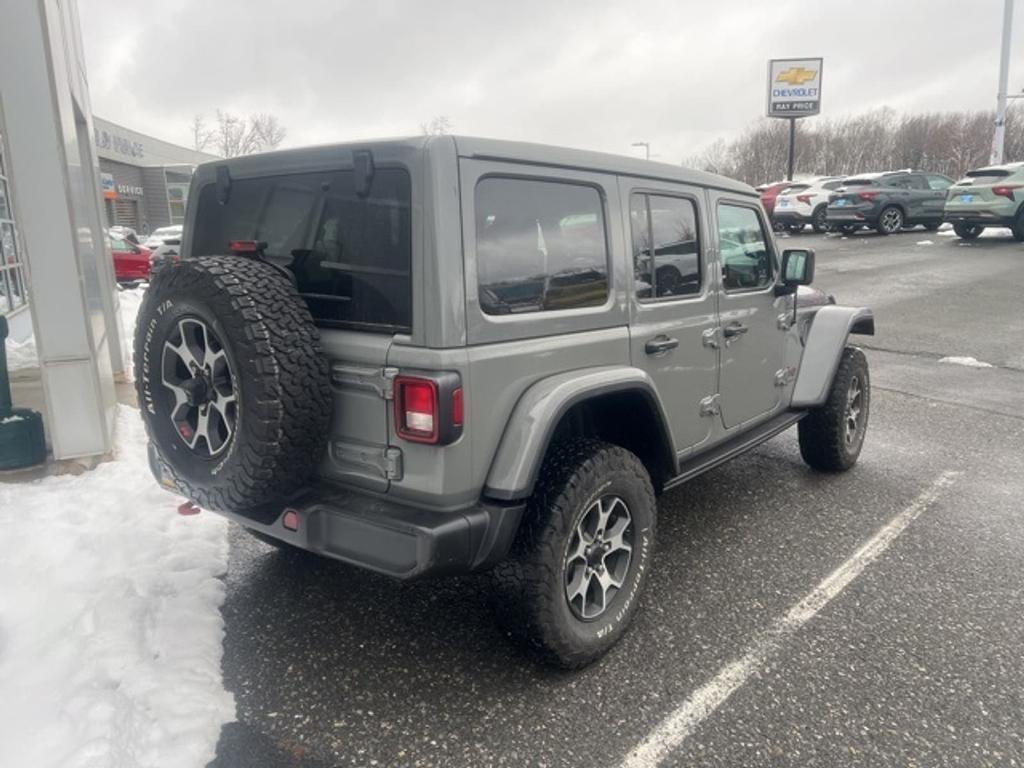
[943,209,1015,228]
[826,208,875,224]
[220,480,525,580]
[772,210,813,225]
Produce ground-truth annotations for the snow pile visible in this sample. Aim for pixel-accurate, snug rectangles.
[915,240,934,245]
[4,334,38,372]
[939,356,994,368]
[118,286,146,377]
[0,407,234,768]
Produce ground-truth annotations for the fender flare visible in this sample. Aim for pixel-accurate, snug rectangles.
[483,366,675,501]
[791,305,875,408]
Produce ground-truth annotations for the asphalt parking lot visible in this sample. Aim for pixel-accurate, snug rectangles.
[209,226,1024,768]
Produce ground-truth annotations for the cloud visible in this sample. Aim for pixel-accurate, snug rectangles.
[78,0,1021,162]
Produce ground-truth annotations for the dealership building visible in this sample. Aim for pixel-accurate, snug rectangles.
[94,116,217,235]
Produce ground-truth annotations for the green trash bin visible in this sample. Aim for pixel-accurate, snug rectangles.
[0,316,47,470]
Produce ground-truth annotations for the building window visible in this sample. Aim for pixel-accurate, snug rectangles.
[0,133,29,316]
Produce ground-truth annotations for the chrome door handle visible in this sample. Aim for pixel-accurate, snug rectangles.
[723,324,748,339]
[645,335,679,355]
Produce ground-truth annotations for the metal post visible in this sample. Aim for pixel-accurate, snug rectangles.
[0,316,12,415]
[991,0,1015,164]
[787,118,796,181]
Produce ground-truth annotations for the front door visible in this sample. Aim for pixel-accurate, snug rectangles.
[624,180,718,455]
[711,196,788,429]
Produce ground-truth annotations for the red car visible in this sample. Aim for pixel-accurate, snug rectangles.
[755,181,794,216]
[109,232,151,284]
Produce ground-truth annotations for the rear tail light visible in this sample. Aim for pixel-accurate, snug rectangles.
[394,374,463,445]
[228,240,267,254]
[857,191,880,202]
[992,184,1021,201]
[796,194,812,204]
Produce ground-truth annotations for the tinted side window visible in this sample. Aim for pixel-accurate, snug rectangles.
[630,193,700,300]
[823,180,843,191]
[927,174,952,190]
[883,175,911,189]
[908,175,929,190]
[192,168,412,332]
[718,204,772,292]
[475,177,608,315]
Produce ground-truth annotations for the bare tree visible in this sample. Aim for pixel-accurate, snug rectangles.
[192,110,288,157]
[421,115,453,136]
[191,114,212,152]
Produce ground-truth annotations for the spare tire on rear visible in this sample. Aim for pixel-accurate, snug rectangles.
[134,255,331,514]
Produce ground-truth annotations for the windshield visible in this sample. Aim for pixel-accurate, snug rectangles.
[191,167,412,332]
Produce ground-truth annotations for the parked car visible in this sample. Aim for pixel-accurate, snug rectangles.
[826,170,954,234]
[148,235,182,275]
[772,176,845,233]
[109,231,151,285]
[943,161,1024,241]
[143,225,183,250]
[755,180,793,216]
[134,137,874,668]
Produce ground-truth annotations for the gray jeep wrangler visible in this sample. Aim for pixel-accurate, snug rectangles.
[135,136,874,668]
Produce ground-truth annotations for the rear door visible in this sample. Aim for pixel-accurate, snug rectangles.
[623,180,718,455]
[189,164,413,493]
[710,195,788,429]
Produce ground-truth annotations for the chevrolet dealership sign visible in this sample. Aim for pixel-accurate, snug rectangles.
[767,58,823,117]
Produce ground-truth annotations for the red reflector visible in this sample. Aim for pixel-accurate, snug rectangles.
[228,240,263,253]
[177,501,201,516]
[796,194,812,204]
[452,387,464,427]
[282,509,300,531]
[857,191,879,201]
[395,376,439,443]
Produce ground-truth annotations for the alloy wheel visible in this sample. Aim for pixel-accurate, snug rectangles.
[564,495,634,620]
[844,375,864,448]
[880,208,903,233]
[161,317,237,457]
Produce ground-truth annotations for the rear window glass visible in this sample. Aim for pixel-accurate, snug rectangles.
[782,184,810,193]
[822,180,843,190]
[192,168,411,333]
[474,177,608,315]
[960,169,1011,185]
[842,178,876,186]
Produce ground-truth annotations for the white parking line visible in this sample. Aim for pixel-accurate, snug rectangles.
[622,470,960,768]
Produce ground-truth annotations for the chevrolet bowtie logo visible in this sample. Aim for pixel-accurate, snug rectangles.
[776,67,817,86]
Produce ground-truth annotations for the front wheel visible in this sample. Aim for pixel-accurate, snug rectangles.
[1011,208,1024,242]
[876,206,904,235]
[953,223,982,240]
[799,347,870,472]
[491,439,656,668]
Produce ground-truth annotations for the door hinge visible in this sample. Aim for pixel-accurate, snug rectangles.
[331,364,399,399]
[702,327,720,349]
[699,394,721,417]
[775,366,797,387]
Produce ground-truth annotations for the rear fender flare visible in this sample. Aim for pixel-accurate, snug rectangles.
[483,367,675,501]
[791,305,875,408]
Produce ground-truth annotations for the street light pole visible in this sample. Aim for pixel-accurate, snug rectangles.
[631,142,651,161]
[991,0,1015,164]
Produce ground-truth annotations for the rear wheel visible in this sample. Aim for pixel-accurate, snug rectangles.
[491,439,656,668]
[876,206,904,235]
[811,205,828,233]
[953,223,982,240]
[833,223,859,235]
[1011,208,1024,242]
[786,223,804,234]
[799,347,870,472]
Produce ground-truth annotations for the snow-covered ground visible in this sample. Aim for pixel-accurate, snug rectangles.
[0,284,235,768]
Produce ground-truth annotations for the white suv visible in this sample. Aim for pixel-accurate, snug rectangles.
[773,176,845,233]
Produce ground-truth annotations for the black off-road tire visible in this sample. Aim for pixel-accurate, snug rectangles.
[490,439,656,669]
[799,347,870,472]
[876,206,904,235]
[134,255,331,514]
[953,223,982,240]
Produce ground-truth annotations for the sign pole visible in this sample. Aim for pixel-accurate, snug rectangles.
[787,118,796,181]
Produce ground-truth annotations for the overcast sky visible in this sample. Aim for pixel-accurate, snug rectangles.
[79,0,1021,162]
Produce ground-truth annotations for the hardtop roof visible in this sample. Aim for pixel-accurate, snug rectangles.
[192,135,756,198]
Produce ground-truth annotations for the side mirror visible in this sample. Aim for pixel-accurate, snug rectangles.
[775,248,815,295]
